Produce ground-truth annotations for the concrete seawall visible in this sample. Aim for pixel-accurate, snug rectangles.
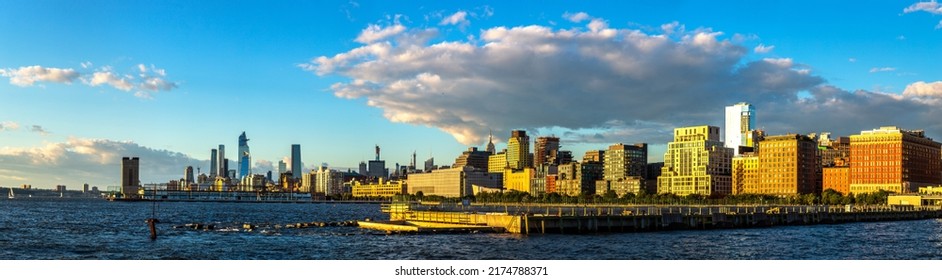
[368,204,942,234]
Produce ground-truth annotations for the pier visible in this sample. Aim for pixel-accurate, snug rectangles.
[360,203,942,234]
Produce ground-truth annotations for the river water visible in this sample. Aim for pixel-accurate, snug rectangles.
[2,198,942,260]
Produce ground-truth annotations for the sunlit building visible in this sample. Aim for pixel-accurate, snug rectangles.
[507,130,531,170]
[534,136,560,166]
[657,126,733,196]
[756,134,821,195]
[504,168,535,193]
[725,102,758,156]
[351,178,405,198]
[732,153,759,195]
[823,165,850,194]
[488,150,507,173]
[407,166,501,198]
[849,126,942,194]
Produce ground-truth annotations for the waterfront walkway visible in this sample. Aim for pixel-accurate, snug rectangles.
[360,202,942,234]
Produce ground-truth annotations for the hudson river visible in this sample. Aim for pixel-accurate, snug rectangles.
[2,198,942,260]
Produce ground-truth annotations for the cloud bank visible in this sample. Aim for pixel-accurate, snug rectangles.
[0,63,179,99]
[0,137,205,188]
[303,13,942,146]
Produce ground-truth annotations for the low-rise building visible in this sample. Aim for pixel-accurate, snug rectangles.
[351,178,405,198]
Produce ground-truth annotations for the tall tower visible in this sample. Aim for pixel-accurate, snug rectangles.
[507,130,530,170]
[291,144,301,179]
[184,166,194,184]
[210,149,218,177]
[725,102,756,155]
[121,157,140,195]
[217,144,226,178]
[534,136,560,166]
[238,132,251,179]
[486,130,496,154]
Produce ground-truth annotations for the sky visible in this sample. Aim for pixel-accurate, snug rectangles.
[1,1,941,189]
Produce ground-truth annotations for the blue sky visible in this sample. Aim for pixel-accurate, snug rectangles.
[1,1,941,188]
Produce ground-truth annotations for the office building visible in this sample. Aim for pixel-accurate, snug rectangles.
[291,144,302,180]
[597,143,648,196]
[121,157,140,196]
[731,153,759,195]
[217,145,226,178]
[823,165,850,194]
[184,166,194,184]
[407,166,502,197]
[278,160,287,176]
[725,102,757,156]
[534,136,560,166]
[757,134,821,195]
[507,130,531,169]
[315,166,346,196]
[238,132,251,179]
[583,150,605,163]
[453,147,490,170]
[488,150,507,173]
[657,126,733,196]
[351,178,405,198]
[210,149,218,177]
[850,126,942,194]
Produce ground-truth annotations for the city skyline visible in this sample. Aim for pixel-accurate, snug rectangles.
[2,1,942,188]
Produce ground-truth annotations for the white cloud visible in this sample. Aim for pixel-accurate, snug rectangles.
[904,1,942,14]
[253,160,275,175]
[29,125,49,135]
[0,137,205,188]
[87,71,134,91]
[355,24,406,43]
[439,11,470,27]
[80,61,93,69]
[0,121,20,131]
[869,67,897,73]
[0,66,80,87]
[903,81,942,97]
[563,12,591,23]
[754,44,775,53]
[849,58,857,63]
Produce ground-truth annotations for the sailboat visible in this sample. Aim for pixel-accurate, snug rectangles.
[8,188,13,199]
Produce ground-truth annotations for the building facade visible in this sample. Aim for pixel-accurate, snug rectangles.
[506,130,531,170]
[407,166,502,198]
[238,132,251,179]
[657,126,733,196]
[534,136,560,166]
[291,144,301,179]
[121,157,140,196]
[725,102,757,156]
[823,166,850,194]
[453,147,490,170]
[756,134,821,195]
[731,153,759,195]
[850,126,942,194]
[351,178,405,198]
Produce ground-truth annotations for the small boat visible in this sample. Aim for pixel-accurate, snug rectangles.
[7,188,13,199]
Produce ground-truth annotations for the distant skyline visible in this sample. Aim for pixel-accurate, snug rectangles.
[2,1,942,188]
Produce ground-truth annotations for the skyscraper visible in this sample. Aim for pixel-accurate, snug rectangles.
[291,144,301,179]
[725,102,757,155]
[507,130,530,170]
[486,130,496,154]
[217,144,226,178]
[121,157,140,196]
[534,136,560,166]
[238,132,251,179]
[367,145,387,179]
[278,160,287,176]
[210,149,218,177]
[184,166,194,184]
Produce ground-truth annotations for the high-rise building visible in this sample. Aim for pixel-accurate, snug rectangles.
[725,102,757,156]
[534,136,560,166]
[424,157,435,172]
[598,143,648,196]
[757,134,821,195]
[583,150,605,163]
[184,166,194,184]
[486,130,496,154]
[367,145,388,179]
[315,166,346,196]
[358,161,367,175]
[278,160,287,176]
[731,153,759,195]
[210,149,218,177]
[217,144,226,178]
[850,126,941,194]
[121,157,140,196]
[238,132,251,179]
[453,147,490,170]
[658,126,733,196]
[507,130,531,170]
[291,144,301,179]
[487,150,507,173]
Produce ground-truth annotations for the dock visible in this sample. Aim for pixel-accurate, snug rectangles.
[360,203,942,234]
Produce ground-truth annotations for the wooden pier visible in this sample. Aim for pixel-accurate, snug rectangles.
[360,203,942,234]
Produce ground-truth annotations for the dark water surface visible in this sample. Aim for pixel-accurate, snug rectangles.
[3,198,942,260]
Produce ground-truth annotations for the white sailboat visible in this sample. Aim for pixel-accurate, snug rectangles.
[8,188,13,199]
